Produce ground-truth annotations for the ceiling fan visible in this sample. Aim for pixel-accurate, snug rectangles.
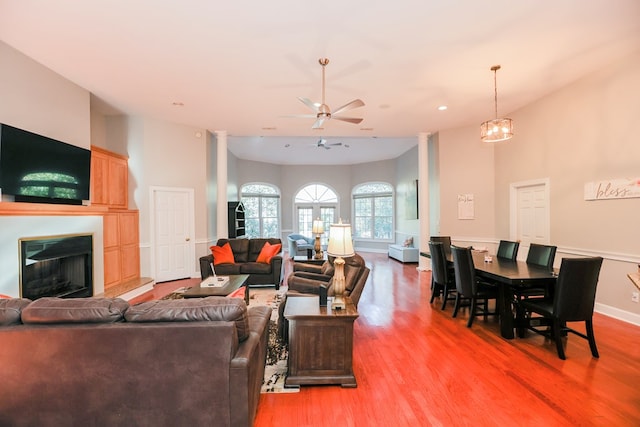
[315,138,343,149]
[295,58,365,129]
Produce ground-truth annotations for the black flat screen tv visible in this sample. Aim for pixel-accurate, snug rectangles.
[0,123,91,205]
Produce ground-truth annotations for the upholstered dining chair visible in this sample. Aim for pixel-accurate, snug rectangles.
[428,241,456,310]
[496,240,519,261]
[518,256,603,360]
[429,236,452,256]
[450,245,499,328]
[513,243,558,304]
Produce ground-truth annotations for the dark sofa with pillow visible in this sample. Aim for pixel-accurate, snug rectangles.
[0,296,271,427]
[200,238,284,290]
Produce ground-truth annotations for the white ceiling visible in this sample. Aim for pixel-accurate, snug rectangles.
[1,0,639,165]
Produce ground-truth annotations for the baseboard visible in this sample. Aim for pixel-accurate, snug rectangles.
[595,302,640,327]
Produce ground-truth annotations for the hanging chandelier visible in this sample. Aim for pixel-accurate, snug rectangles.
[480,65,513,142]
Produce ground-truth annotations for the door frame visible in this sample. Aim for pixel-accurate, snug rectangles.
[149,186,196,280]
[509,177,550,244]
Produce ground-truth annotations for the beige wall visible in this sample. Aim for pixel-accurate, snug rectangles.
[437,125,496,243]
[436,50,640,323]
[0,41,90,148]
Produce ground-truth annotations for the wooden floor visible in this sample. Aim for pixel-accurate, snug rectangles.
[133,253,640,426]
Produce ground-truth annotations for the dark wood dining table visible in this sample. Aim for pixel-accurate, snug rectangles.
[421,250,557,339]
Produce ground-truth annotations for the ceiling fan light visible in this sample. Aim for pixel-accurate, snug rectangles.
[481,118,513,142]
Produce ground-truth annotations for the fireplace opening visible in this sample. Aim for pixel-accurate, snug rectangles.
[20,234,93,299]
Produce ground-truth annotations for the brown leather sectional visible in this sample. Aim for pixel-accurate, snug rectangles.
[0,296,271,427]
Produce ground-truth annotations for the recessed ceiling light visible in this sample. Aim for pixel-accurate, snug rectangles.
[360,127,374,131]
[172,102,184,106]
[438,105,448,111]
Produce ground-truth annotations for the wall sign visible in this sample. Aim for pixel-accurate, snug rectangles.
[457,194,474,220]
[584,178,640,200]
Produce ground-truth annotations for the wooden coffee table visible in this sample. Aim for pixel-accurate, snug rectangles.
[182,274,250,304]
[284,295,359,388]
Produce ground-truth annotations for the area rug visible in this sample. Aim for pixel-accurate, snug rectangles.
[161,286,297,393]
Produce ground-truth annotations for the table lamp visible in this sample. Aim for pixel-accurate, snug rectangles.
[326,219,354,309]
[312,219,324,259]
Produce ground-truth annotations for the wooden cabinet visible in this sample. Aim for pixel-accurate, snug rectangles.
[103,210,140,291]
[90,146,128,209]
[91,146,140,292]
[228,201,246,238]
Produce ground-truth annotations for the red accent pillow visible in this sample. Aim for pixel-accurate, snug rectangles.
[256,242,282,264]
[211,243,235,265]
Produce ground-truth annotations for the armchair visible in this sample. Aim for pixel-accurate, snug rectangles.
[287,234,315,257]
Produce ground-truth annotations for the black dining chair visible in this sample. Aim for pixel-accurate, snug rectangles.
[430,236,452,256]
[518,256,603,360]
[513,243,558,302]
[526,243,557,270]
[496,240,519,261]
[428,241,456,310]
[450,245,499,328]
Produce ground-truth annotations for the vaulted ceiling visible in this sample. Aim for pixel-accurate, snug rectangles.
[1,0,639,164]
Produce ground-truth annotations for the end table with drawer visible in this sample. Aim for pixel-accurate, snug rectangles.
[284,295,359,388]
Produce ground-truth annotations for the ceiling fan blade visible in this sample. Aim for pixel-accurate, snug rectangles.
[312,117,326,129]
[332,99,365,115]
[298,97,319,112]
[333,116,364,125]
[282,114,318,119]
[328,142,342,146]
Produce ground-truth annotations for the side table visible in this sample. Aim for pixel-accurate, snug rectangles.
[284,295,359,388]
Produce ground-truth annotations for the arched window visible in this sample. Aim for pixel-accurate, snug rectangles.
[353,182,394,240]
[240,183,280,238]
[294,183,338,241]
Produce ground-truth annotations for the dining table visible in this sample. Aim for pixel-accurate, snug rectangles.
[420,249,557,339]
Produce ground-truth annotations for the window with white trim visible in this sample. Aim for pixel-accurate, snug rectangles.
[353,182,393,240]
[240,183,280,238]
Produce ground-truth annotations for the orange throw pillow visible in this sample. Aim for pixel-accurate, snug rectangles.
[211,243,235,265]
[256,242,282,264]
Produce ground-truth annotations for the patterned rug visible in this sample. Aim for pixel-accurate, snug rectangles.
[161,286,296,393]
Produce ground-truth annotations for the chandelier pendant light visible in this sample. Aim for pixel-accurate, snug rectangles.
[480,65,513,142]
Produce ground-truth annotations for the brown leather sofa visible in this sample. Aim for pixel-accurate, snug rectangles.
[0,296,271,427]
[200,238,284,289]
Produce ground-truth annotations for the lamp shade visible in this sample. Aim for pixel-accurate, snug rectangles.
[327,221,354,258]
[312,219,324,234]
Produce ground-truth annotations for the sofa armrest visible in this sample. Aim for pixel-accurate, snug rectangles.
[230,305,271,427]
[270,255,284,290]
[293,263,323,274]
[199,254,214,280]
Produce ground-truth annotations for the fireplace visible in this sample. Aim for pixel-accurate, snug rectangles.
[20,234,93,299]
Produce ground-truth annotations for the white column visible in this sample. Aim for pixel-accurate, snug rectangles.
[418,132,431,271]
[215,130,228,238]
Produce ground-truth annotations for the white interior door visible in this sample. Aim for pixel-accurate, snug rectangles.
[152,187,194,282]
[510,179,550,249]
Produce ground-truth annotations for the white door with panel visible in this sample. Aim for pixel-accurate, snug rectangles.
[152,187,195,282]
[510,179,550,251]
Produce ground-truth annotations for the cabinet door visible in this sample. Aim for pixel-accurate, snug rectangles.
[104,247,122,290]
[108,157,128,208]
[118,211,139,246]
[103,213,120,248]
[90,151,109,205]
